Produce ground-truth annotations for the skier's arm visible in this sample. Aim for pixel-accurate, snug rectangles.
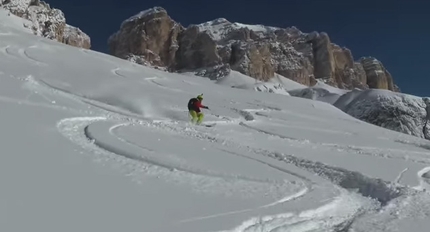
[195,101,209,109]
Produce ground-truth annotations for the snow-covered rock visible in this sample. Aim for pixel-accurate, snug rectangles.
[0,0,90,48]
[334,89,430,139]
[289,81,429,139]
[62,24,91,49]
[109,6,398,92]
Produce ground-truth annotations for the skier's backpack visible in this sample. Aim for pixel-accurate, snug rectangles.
[188,98,198,111]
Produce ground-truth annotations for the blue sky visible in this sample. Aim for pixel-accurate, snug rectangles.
[47,0,428,96]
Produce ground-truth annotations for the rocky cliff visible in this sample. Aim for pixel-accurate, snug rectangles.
[108,7,181,69]
[1,0,91,49]
[108,6,398,91]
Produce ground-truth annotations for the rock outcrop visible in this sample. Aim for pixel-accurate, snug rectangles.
[175,25,222,70]
[1,0,91,49]
[334,89,429,139]
[108,7,181,68]
[360,57,397,91]
[108,6,398,91]
[62,25,91,49]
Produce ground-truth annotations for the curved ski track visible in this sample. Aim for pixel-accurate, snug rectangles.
[20,46,47,66]
[0,44,47,66]
[1,45,17,59]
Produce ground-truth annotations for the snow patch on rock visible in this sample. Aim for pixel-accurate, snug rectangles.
[121,6,166,28]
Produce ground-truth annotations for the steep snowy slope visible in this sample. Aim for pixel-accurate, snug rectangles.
[2,8,430,232]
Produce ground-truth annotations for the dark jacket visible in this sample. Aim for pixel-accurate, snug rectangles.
[188,98,207,112]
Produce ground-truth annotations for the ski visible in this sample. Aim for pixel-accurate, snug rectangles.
[200,123,216,127]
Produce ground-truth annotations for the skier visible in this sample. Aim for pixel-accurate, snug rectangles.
[188,94,209,124]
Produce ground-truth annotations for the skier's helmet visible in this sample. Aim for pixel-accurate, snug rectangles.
[197,94,203,100]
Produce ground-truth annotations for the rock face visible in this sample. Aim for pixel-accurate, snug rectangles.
[175,25,221,70]
[360,57,397,91]
[108,7,182,68]
[1,0,91,49]
[109,6,398,91]
[62,25,91,49]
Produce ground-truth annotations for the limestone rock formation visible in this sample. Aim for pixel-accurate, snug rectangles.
[175,25,222,70]
[63,25,91,49]
[108,7,182,69]
[360,57,396,91]
[108,6,398,91]
[1,0,91,49]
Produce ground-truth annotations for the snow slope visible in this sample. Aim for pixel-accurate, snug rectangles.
[2,8,430,232]
[214,71,306,95]
[288,80,350,104]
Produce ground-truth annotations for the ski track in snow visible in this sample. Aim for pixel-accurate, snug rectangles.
[0,44,47,66]
[58,116,318,226]
[94,121,292,185]
[416,166,430,191]
[62,116,373,231]
[217,191,372,232]
[20,46,47,66]
[0,31,14,36]
[236,110,430,166]
[143,76,185,93]
[111,68,127,78]
[0,45,16,59]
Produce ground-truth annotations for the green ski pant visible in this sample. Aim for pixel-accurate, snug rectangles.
[189,110,204,124]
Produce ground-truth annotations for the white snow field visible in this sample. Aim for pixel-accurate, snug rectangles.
[2,9,430,232]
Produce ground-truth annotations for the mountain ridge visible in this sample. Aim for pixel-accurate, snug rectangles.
[108,6,399,92]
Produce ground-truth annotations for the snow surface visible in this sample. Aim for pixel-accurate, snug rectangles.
[2,8,430,232]
[0,8,33,34]
[288,80,349,104]
[214,71,306,95]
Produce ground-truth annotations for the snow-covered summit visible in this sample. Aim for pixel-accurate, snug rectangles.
[195,17,279,41]
[120,6,167,28]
